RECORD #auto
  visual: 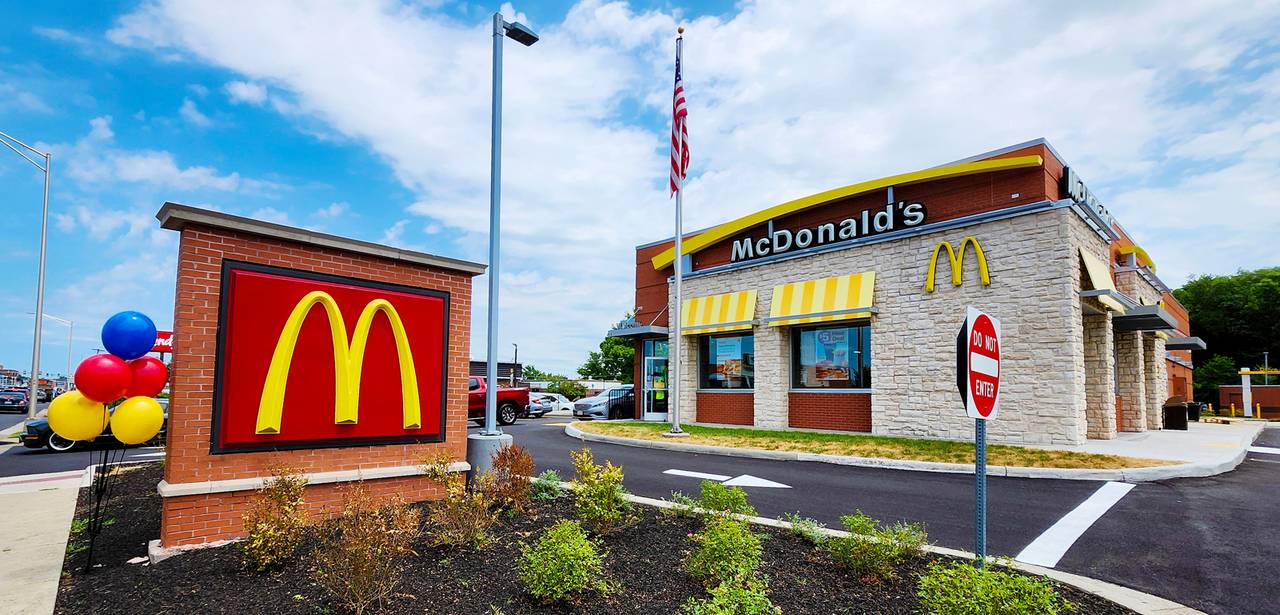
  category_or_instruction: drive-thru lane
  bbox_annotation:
[500,420,1105,557]
[497,420,1277,615]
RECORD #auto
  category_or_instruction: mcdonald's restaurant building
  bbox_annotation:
[610,139,1204,446]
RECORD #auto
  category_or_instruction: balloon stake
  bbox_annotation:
[83,439,126,574]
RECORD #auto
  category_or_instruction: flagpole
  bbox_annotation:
[668,28,687,437]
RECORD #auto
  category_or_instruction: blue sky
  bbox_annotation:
[2,1,1278,380]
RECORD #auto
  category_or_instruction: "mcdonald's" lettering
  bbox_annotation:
[255,290,421,435]
[925,236,990,292]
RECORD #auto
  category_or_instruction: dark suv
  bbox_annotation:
[0,391,26,413]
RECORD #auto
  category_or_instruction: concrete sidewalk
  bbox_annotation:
[0,454,83,615]
[1034,420,1266,463]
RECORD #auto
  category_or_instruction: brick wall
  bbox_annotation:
[161,223,475,547]
[788,393,871,432]
[695,392,754,425]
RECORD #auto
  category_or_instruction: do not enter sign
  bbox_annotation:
[956,306,1001,420]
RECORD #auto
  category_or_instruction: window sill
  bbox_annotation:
[789,388,872,394]
[696,389,755,394]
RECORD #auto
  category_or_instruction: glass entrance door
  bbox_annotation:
[643,356,669,421]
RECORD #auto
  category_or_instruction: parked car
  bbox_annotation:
[0,391,27,413]
[526,392,573,417]
[20,398,169,453]
[573,386,634,420]
[467,376,531,426]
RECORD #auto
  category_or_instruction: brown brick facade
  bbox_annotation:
[695,392,754,425]
[787,392,872,432]
[160,218,477,547]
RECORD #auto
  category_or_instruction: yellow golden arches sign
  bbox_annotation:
[925,236,990,293]
[255,290,422,435]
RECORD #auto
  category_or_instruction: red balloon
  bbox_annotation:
[126,356,168,398]
[75,354,131,403]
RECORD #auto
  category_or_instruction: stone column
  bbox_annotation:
[1083,311,1116,439]
[672,330,699,424]
[752,321,789,428]
[1115,329,1147,432]
[1144,335,1168,429]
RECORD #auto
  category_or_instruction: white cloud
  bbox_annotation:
[224,80,268,105]
[179,97,212,126]
[108,0,1280,372]
[250,207,291,224]
[316,201,348,218]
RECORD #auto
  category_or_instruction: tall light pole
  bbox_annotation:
[469,12,539,475]
[1,130,52,421]
[511,343,518,386]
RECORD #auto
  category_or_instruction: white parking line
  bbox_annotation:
[664,469,732,481]
[1248,446,1280,455]
[1015,481,1134,568]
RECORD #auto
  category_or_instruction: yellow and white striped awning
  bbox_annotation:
[1079,248,1127,314]
[767,272,876,327]
[681,290,758,335]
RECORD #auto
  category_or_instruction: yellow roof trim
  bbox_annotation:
[1117,245,1156,272]
[651,154,1045,270]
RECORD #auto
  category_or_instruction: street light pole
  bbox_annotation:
[1,130,52,421]
[41,314,74,389]
[511,343,518,386]
[468,12,539,476]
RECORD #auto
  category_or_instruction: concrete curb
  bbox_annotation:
[564,422,1260,482]
[616,491,1204,614]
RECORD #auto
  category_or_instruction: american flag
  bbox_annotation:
[669,37,689,195]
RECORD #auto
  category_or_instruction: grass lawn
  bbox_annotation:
[575,421,1174,469]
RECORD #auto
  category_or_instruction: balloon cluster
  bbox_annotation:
[48,311,167,446]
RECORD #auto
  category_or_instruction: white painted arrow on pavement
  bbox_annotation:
[722,474,791,489]
[663,469,791,488]
[664,469,731,481]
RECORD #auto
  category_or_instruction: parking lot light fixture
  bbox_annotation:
[1,129,52,421]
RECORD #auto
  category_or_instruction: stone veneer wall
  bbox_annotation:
[1115,330,1147,432]
[1082,310,1116,439]
[672,207,1091,446]
[1144,335,1168,428]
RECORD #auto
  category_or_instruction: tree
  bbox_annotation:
[546,378,587,400]
[521,364,558,382]
[1173,267,1280,402]
[578,334,635,384]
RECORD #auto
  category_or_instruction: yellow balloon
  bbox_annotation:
[48,391,109,442]
[110,396,165,445]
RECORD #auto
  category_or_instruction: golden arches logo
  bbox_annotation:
[925,236,990,293]
[255,290,421,435]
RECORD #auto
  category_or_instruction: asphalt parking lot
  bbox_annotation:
[491,418,1279,615]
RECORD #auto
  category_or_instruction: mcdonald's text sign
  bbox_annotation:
[212,261,449,452]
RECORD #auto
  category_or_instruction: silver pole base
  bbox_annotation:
[465,432,513,480]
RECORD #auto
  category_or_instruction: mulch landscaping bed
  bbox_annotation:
[56,462,1136,614]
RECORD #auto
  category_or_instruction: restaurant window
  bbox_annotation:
[699,334,754,390]
[791,322,871,389]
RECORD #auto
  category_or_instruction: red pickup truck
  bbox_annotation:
[467,376,531,426]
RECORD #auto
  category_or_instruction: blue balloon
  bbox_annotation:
[102,311,157,361]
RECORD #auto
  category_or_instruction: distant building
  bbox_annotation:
[469,360,523,385]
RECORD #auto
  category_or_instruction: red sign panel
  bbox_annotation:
[152,331,174,353]
[212,261,449,452]
[959,306,1001,420]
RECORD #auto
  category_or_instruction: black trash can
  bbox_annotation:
[1163,403,1189,430]
[1187,402,1203,422]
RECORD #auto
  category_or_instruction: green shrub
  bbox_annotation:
[422,455,497,548]
[570,448,631,534]
[698,481,756,517]
[517,520,613,603]
[666,491,702,518]
[312,486,421,615]
[779,512,827,545]
[530,470,565,502]
[684,516,763,587]
[240,469,308,571]
[918,561,1073,614]
[681,574,780,615]
[824,511,927,580]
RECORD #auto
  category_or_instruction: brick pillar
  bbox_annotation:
[1115,330,1146,432]
[1083,312,1116,439]
[1144,335,1168,429]
[752,318,788,428]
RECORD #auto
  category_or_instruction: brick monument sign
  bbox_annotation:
[155,203,484,547]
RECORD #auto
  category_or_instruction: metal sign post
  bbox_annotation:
[958,306,1001,567]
